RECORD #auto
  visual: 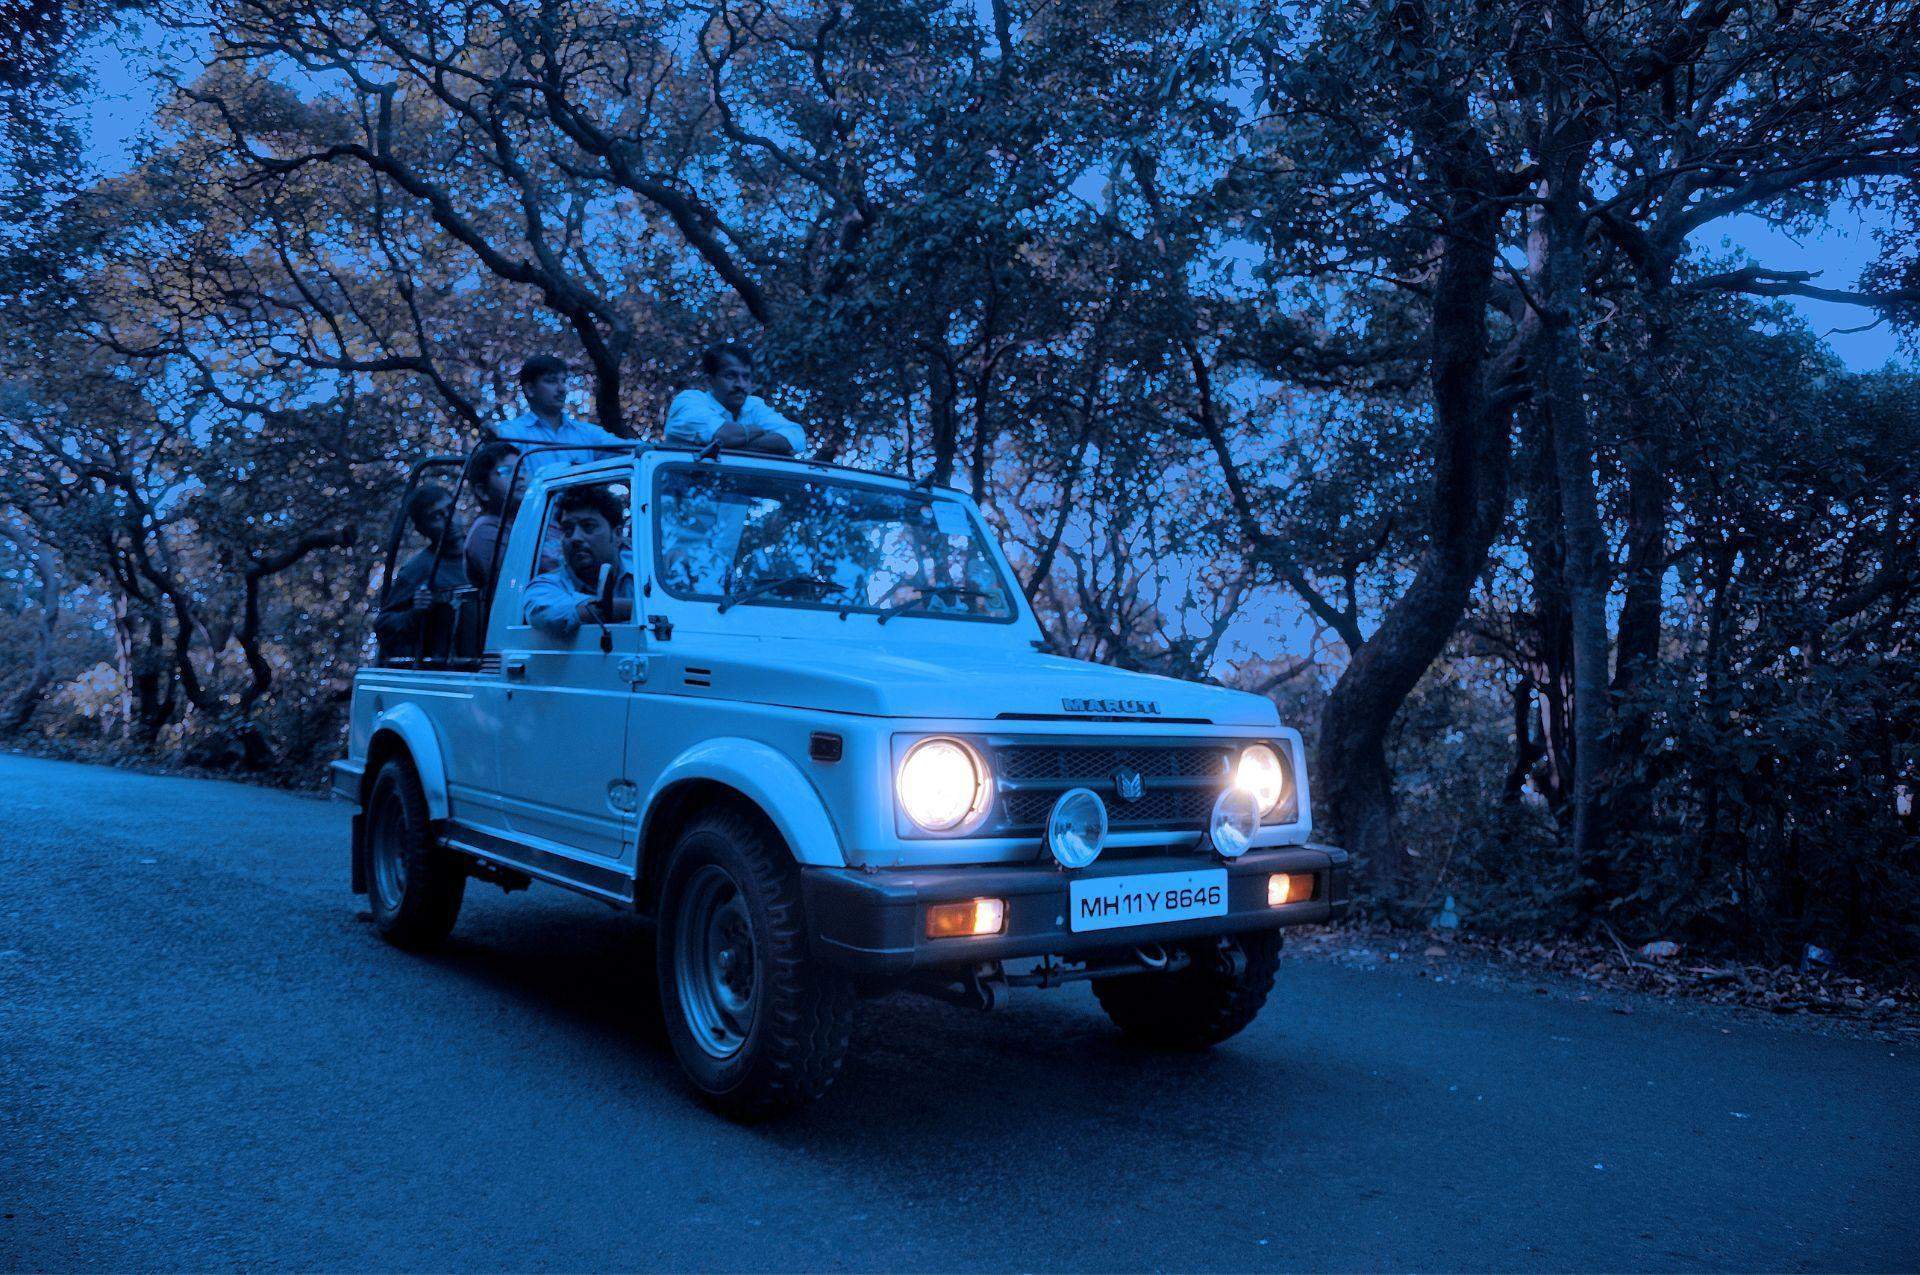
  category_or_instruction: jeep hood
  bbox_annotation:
[671,635,1280,727]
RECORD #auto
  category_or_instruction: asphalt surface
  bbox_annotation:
[2,751,1916,1272]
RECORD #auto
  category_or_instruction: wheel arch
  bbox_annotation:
[635,739,844,915]
[360,702,451,823]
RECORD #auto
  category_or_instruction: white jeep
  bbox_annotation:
[333,442,1349,1118]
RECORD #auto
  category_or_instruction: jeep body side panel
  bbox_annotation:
[438,823,634,905]
[465,461,645,891]
[342,672,503,828]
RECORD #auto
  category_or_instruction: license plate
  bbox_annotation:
[1068,869,1228,933]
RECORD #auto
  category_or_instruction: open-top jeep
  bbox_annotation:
[333,442,1349,1118]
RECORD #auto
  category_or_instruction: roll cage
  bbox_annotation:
[370,440,960,670]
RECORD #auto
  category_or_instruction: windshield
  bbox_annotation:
[654,465,1017,623]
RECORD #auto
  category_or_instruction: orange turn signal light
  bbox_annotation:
[1268,872,1313,907]
[926,898,1007,939]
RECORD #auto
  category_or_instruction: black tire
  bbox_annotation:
[364,757,466,950]
[655,808,853,1121]
[1092,930,1281,1049]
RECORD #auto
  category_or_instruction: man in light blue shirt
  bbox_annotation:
[498,355,626,473]
[664,343,806,455]
[521,484,636,637]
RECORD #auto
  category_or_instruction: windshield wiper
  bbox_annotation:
[875,583,996,624]
[716,574,842,613]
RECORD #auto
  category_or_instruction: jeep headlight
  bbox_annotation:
[896,737,992,833]
[1236,743,1288,818]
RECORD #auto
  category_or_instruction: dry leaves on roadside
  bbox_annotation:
[1286,921,1920,1034]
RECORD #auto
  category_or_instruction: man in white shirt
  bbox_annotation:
[663,343,806,455]
[521,484,635,637]
[497,355,626,472]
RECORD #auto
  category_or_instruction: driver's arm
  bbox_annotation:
[522,570,585,637]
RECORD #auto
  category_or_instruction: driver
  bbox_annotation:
[521,484,636,637]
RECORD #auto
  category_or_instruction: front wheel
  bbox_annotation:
[655,809,853,1121]
[364,757,466,950]
[1092,930,1281,1049]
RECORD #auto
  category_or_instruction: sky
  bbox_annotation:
[1713,209,1908,371]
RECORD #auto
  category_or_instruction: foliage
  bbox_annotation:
[1,0,1916,968]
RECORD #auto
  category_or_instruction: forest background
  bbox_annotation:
[3,0,1916,970]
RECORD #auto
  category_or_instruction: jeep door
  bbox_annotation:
[488,471,642,874]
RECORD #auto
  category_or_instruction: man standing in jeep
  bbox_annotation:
[663,343,806,455]
[498,355,626,472]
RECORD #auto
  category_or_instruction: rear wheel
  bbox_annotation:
[1092,930,1281,1049]
[365,757,466,950]
[656,808,853,1121]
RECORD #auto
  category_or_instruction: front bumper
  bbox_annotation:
[801,844,1349,976]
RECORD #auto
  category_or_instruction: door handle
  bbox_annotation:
[504,656,528,680]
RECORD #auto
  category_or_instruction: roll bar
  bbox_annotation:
[372,438,967,669]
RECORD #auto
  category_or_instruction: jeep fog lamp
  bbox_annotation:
[1209,788,1261,859]
[926,897,1006,939]
[1047,787,1108,869]
[1236,743,1287,818]
[896,737,991,832]
[1268,872,1312,906]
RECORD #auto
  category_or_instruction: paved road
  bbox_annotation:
[2,752,1915,1272]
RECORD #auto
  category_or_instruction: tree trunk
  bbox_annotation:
[1319,191,1507,884]
[1697,544,1738,873]
[576,319,633,437]
[1611,280,1671,692]
[121,602,174,746]
[925,343,961,486]
[1530,124,1610,893]
[0,525,59,735]
[1520,404,1576,812]
[1606,268,1676,832]
[1502,678,1544,803]
[237,526,357,715]
[1613,447,1667,694]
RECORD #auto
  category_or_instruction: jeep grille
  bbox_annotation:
[987,741,1240,836]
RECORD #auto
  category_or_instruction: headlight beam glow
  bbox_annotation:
[896,737,991,833]
[1235,743,1288,818]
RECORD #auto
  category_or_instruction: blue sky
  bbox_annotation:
[1713,209,1907,371]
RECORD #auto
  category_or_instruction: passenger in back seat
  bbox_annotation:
[374,484,470,657]
[462,440,560,590]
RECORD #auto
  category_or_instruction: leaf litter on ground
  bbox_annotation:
[1284,919,1920,1038]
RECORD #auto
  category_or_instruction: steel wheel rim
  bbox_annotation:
[673,864,757,1060]
[369,788,409,913]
